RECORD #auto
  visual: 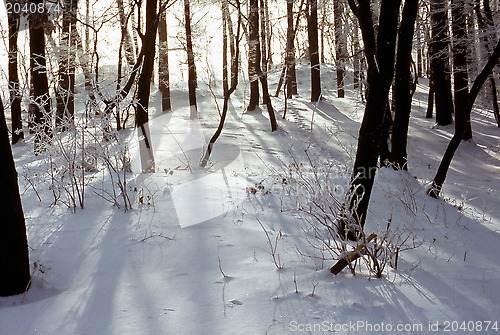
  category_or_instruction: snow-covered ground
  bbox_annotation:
[1,2,500,333]
[0,62,499,334]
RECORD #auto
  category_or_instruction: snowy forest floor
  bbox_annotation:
[1,64,500,334]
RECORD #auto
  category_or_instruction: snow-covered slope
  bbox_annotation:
[1,63,499,334]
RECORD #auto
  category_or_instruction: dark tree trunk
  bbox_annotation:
[308,0,321,102]
[56,0,77,131]
[341,0,401,239]
[136,0,158,172]
[391,0,419,170]
[353,25,361,90]
[184,0,197,119]
[334,0,345,98]
[428,39,500,198]
[491,77,500,127]
[158,9,172,112]
[0,98,31,297]
[275,0,304,98]
[379,103,393,166]
[285,0,298,98]
[426,81,435,118]
[29,6,52,154]
[429,0,454,126]
[247,0,260,111]
[8,11,23,144]
[451,0,472,141]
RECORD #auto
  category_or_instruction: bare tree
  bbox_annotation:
[476,0,500,127]
[158,5,172,112]
[450,0,472,140]
[307,0,321,102]
[7,6,23,144]
[184,0,198,119]
[429,0,454,126]
[29,2,52,154]
[246,0,278,130]
[428,39,500,198]
[56,0,78,131]
[136,0,159,172]
[340,0,402,239]
[391,0,420,170]
[200,0,242,167]
[334,0,346,98]
[247,0,261,111]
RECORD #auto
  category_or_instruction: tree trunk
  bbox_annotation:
[391,0,419,170]
[475,0,500,127]
[428,39,500,198]
[0,98,31,297]
[451,0,472,141]
[285,0,298,98]
[158,9,172,112]
[247,0,260,111]
[429,0,454,126]
[29,7,52,154]
[491,77,500,127]
[353,25,361,90]
[200,1,242,167]
[184,0,198,119]
[341,0,401,239]
[222,1,229,96]
[117,0,136,67]
[308,0,321,102]
[135,0,158,173]
[426,81,435,118]
[56,0,77,131]
[8,11,23,145]
[334,0,345,98]
[260,0,268,76]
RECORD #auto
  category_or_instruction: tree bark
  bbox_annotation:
[0,98,31,297]
[184,0,198,119]
[353,25,361,90]
[275,0,304,97]
[158,9,172,112]
[222,0,229,96]
[56,0,77,131]
[247,0,260,111]
[285,0,298,98]
[8,10,23,144]
[391,0,419,170]
[475,0,500,127]
[135,0,158,172]
[341,0,401,239]
[117,0,136,67]
[29,5,52,154]
[308,0,321,102]
[451,0,472,140]
[429,0,454,126]
[334,0,345,98]
[426,81,435,118]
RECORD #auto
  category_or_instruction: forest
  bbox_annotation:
[0,0,499,333]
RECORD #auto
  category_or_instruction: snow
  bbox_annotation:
[1,4,500,334]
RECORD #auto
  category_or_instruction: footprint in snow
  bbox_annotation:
[227,299,243,307]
